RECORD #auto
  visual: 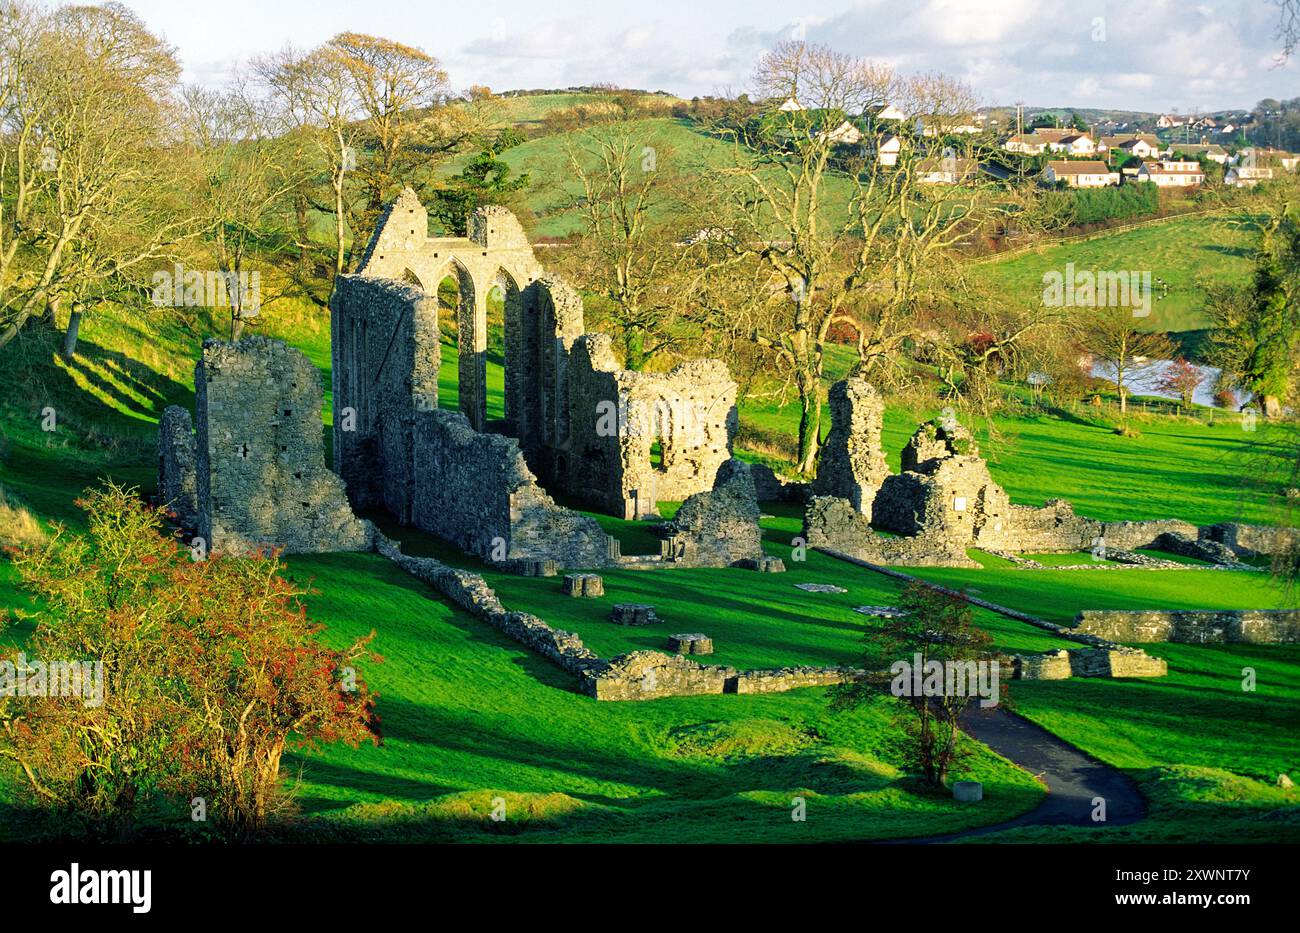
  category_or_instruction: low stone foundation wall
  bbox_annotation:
[375,533,603,676]
[1005,647,1167,679]
[733,666,863,694]
[377,532,867,700]
[1202,522,1295,557]
[1155,532,1246,567]
[803,496,977,567]
[1074,609,1300,644]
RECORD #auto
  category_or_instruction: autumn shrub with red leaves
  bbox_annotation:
[0,482,380,841]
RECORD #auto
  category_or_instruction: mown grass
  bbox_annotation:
[973,643,1300,843]
[1,189,1297,841]
[905,560,1295,626]
[0,547,1048,843]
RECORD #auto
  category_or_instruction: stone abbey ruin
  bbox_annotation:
[154,194,1295,701]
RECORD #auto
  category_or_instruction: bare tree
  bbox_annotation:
[0,1,193,353]
[325,33,450,238]
[561,125,700,370]
[255,44,362,278]
[1074,305,1174,419]
[181,81,302,339]
[1276,0,1299,61]
[702,42,1009,472]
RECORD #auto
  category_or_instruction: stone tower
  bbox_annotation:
[813,377,891,518]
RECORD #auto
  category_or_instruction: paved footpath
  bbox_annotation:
[883,707,1146,844]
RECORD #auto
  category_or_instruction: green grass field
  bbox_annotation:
[969,211,1260,333]
[1,151,1297,842]
[973,642,1300,843]
[907,554,1294,625]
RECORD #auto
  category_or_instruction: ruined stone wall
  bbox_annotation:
[803,496,977,566]
[330,275,440,517]
[194,337,370,555]
[377,532,864,700]
[410,408,611,568]
[1074,609,1300,644]
[1009,647,1167,679]
[869,419,1020,552]
[562,333,737,519]
[812,378,890,517]
[659,459,764,567]
[157,405,198,527]
[376,533,603,675]
[512,276,586,455]
[355,190,544,432]
[1202,522,1294,557]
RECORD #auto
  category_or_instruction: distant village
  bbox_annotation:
[776,96,1300,189]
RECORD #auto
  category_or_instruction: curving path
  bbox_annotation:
[884,707,1146,843]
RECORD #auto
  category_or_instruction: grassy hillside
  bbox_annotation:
[969,211,1260,333]
[1,177,1296,842]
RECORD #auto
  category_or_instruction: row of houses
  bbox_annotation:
[772,100,1295,189]
[1002,127,1229,161]
[1043,156,1295,188]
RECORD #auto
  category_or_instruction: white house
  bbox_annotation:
[873,133,902,166]
[1135,160,1206,186]
[1225,165,1275,187]
[915,156,976,184]
[870,103,906,121]
[1051,133,1097,156]
[818,120,864,145]
[1099,135,1162,159]
[778,97,804,112]
[1003,134,1047,155]
[1043,160,1119,187]
[1157,114,1184,128]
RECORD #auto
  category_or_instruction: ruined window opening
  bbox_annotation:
[650,440,665,470]
[436,274,461,347]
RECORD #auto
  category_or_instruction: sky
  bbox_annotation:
[120,0,1298,113]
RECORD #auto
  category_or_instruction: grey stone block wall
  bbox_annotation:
[410,408,611,568]
[1074,609,1300,644]
[804,495,977,566]
[194,336,371,555]
[330,274,440,517]
[659,459,764,567]
[812,378,890,517]
[562,333,737,519]
[1201,522,1294,557]
[157,405,198,527]
[333,195,744,557]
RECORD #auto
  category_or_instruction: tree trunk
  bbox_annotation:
[60,303,83,360]
[796,390,821,475]
[39,295,60,330]
[0,310,33,350]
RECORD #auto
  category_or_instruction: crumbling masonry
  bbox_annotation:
[158,337,371,555]
[331,190,740,558]
[805,375,1278,565]
[162,194,750,570]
